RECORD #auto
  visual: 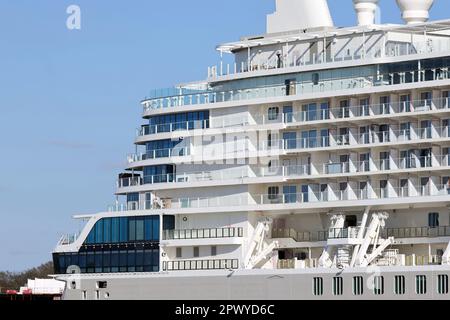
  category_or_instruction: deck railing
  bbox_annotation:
[163,227,244,240]
[163,259,239,271]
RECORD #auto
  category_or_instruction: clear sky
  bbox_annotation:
[0,0,449,272]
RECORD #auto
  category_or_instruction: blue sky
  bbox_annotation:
[0,0,448,271]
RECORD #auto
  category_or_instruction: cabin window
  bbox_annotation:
[193,247,200,258]
[333,277,343,296]
[373,276,384,295]
[268,107,279,121]
[416,275,427,295]
[211,246,217,257]
[437,275,449,294]
[394,275,406,295]
[268,186,280,200]
[313,277,323,296]
[312,73,320,85]
[176,247,182,258]
[429,212,440,228]
[352,276,363,296]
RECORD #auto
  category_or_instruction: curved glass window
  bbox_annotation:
[149,111,209,134]
[85,216,159,245]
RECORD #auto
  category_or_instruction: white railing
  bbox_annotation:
[117,155,450,188]
[109,184,450,212]
[143,67,450,111]
[208,39,450,79]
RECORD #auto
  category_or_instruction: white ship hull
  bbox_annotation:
[58,265,450,300]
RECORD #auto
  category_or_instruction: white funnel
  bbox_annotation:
[353,0,380,26]
[267,0,334,34]
[396,0,435,25]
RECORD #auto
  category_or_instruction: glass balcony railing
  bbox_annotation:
[127,147,191,163]
[163,227,244,240]
[143,67,450,111]
[58,233,79,246]
[383,226,450,238]
[138,120,210,136]
[208,39,450,79]
[327,227,362,239]
[139,97,450,136]
[109,183,450,212]
[117,155,450,190]
[272,228,328,242]
[162,259,239,271]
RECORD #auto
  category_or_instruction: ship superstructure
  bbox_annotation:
[53,0,450,300]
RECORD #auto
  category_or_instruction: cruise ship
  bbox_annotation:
[53,0,450,300]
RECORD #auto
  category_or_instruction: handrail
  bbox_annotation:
[163,227,244,240]
[143,66,450,110]
[163,259,239,271]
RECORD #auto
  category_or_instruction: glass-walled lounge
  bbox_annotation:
[53,215,176,274]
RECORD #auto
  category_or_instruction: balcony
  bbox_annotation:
[138,119,210,136]
[110,182,450,213]
[163,227,243,240]
[327,227,362,239]
[143,65,450,111]
[210,36,450,80]
[383,226,450,238]
[127,147,191,163]
[272,228,328,242]
[405,255,443,266]
[162,259,239,271]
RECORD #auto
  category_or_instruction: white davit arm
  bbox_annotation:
[250,241,280,269]
[360,237,394,267]
[244,219,274,269]
[355,213,389,267]
[350,207,371,267]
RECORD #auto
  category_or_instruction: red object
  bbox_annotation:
[22,289,33,295]
[6,290,17,295]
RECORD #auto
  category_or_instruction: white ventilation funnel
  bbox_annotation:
[396,0,435,24]
[353,0,380,26]
[267,0,334,34]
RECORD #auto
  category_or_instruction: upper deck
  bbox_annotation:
[141,20,450,113]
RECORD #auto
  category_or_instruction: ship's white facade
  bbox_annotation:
[53,0,450,300]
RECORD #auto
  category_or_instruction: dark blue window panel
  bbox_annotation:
[119,217,128,242]
[95,219,103,244]
[136,219,144,241]
[95,252,103,268]
[127,250,136,267]
[103,218,111,244]
[79,253,86,268]
[144,217,153,241]
[119,251,127,267]
[111,251,119,267]
[103,251,111,268]
[127,193,139,202]
[153,219,160,240]
[111,218,119,243]
[129,219,136,242]
[163,215,175,230]
[87,252,95,268]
